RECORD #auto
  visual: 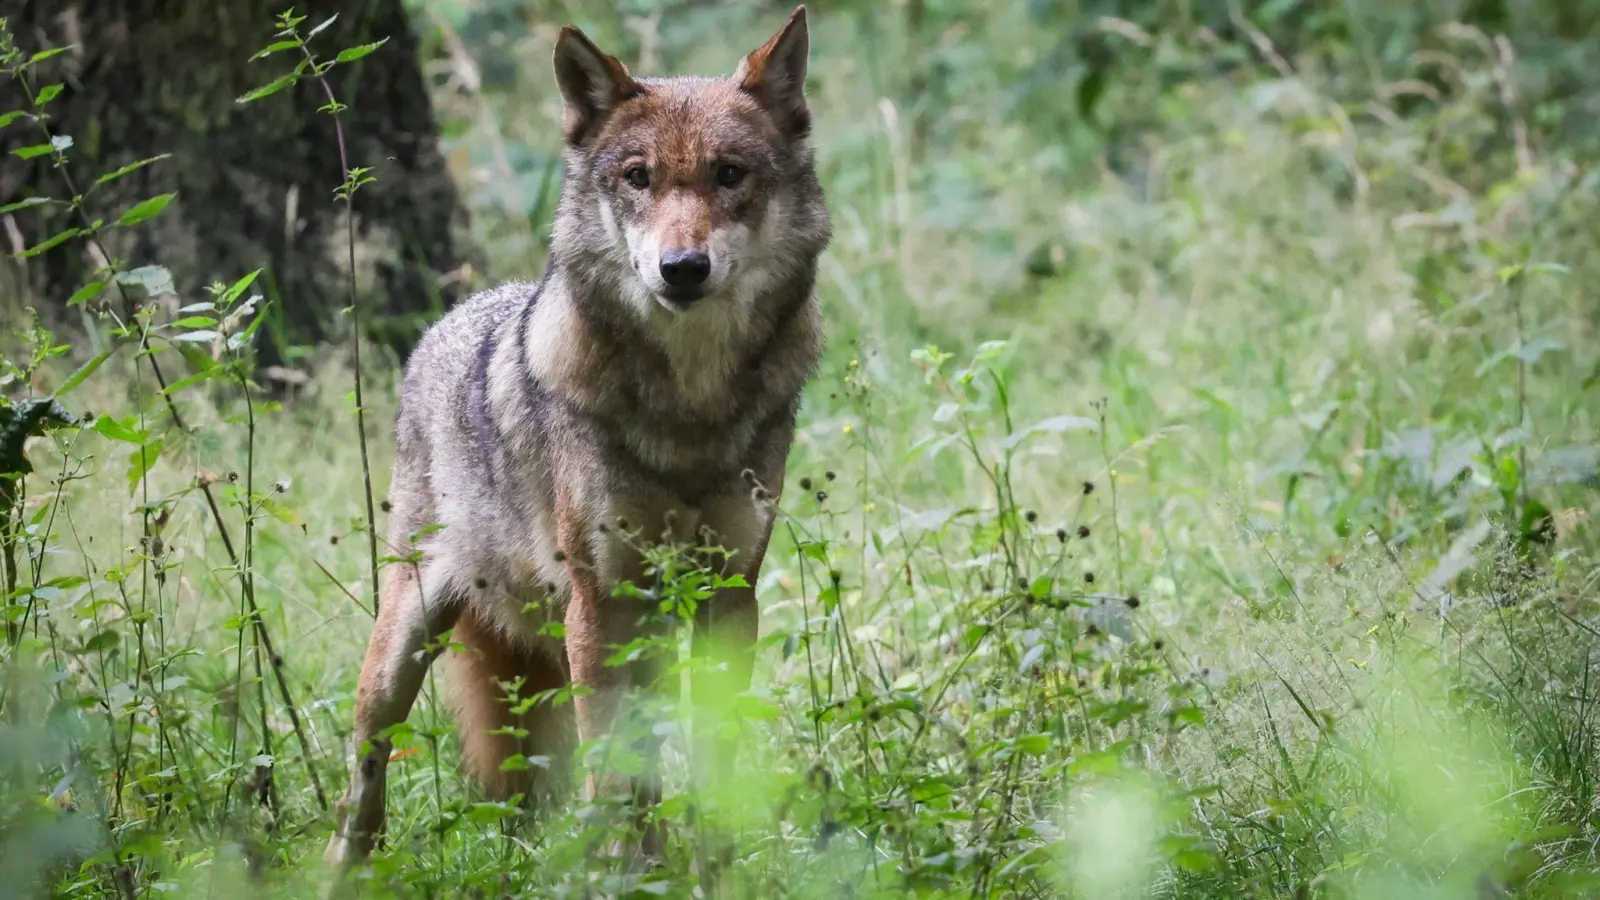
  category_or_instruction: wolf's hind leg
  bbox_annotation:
[325,563,464,868]
[447,611,575,809]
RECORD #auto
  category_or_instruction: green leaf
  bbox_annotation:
[237,73,299,105]
[336,39,388,64]
[83,631,120,654]
[250,39,303,60]
[17,227,81,258]
[0,196,53,214]
[159,365,224,396]
[127,440,164,495]
[307,15,340,39]
[92,414,146,444]
[0,110,29,129]
[68,279,107,307]
[1014,733,1051,755]
[117,193,176,228]
[93,154,172,188]
[174,330,218,344]
[1002,414,1099,450]
[12,142,58,160]
[169,316,217,329]
[54,350,113,398]
[117,265,176,300]
[30,47,71,65]
[34,83,64,107]
[219,269,262,309]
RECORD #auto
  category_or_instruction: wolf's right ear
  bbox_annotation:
[737,5,811,138]
[553,26,640,145]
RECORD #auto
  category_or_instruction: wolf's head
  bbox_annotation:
[548,6,830,327]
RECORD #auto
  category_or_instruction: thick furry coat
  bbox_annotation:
[325,6,829,867]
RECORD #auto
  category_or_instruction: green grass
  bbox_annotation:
[4,3,1600,898]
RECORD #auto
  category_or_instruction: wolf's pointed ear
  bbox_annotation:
[736,5,811,138]
[553,25,640,145]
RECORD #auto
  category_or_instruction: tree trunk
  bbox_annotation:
[0,0,474,372]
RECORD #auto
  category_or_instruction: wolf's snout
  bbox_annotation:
[659,249,712,291]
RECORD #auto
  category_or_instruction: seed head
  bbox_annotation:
[814,490,828,504]
[553,550,567,563]
[1024,509,1038,524]
[1077,525,1091,539]
[1082,480,1095,495]
[1124,594,1140,609]
[799,476,813,491]
[1153,639,1165,651]
[1056,528,1068,543]
[474,577,488,590]
[1084,572,1096,584]
[824,471,837,482]
[380,499,393,513]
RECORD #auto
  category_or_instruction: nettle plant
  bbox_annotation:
[0,9,392,894]
[612,339,1221,894]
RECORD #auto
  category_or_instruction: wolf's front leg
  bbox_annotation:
[691,487,777,791]
[559,503,672,864]
[325,563,463,869]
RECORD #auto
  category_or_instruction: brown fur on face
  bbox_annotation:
[326,5,829,873]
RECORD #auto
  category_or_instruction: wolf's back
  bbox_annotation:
[386,280,544,542]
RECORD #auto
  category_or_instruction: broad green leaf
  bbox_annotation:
[12,142,57,160]
[127,440,164,495]
[237,73,299,105]
[117,193,176,228]
[34,84,64,107]
[0,110,28,129]
[92,414,146,444]
[250,39,303,60]
[336,39,387,64]
[1002,414,1099,450]
[169,316,217,329]
[117,265,176,299]
[17,227,80,258]
[0,196,53,214]
[30,47,71,65]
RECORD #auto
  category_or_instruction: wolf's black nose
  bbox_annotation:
[659,250,711,289]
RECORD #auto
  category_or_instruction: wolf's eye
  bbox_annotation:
[623,165,650,189]
[715,164,747,188]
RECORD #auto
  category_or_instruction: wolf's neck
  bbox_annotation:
[520,270,757,421]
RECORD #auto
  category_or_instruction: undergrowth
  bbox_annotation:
[2,4,1599,899]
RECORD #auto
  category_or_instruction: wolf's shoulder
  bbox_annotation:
[397,278,544,418]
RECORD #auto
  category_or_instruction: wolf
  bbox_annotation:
[323,5,830,868]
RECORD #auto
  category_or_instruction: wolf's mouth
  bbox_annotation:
[653,287,705,311]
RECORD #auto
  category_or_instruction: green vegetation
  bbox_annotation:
[3,2,1598,897]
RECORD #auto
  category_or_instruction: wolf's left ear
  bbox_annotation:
[736,5,811,138]
[553,25,641,145]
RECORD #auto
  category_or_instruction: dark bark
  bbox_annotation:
[0,0,474,370]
